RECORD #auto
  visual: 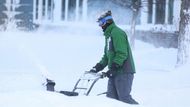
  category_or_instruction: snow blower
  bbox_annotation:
[45,71,105,96]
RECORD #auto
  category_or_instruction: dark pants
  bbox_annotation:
[106,73,134,103]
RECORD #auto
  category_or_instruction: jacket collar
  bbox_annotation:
[103,23,116,38]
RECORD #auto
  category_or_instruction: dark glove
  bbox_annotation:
[105,69,115,78]
[89,63,104,73]
[106,62,120,78]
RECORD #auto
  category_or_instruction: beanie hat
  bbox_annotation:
[97,10,113,26]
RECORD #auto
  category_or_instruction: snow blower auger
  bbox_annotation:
[45,71,106,96]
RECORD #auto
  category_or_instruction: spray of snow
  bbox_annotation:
[17,36,54,81]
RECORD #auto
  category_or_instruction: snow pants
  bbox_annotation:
[106,73,134,103]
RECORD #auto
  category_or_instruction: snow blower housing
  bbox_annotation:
[46,79,55,91]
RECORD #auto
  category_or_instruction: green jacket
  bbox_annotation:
[99,23,136,74]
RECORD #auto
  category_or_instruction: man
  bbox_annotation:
[90,10,139,105]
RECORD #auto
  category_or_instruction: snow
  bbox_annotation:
[0,25,190,107]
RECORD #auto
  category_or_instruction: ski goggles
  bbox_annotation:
[98,16,112,26]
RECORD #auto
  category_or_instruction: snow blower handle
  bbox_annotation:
[84,71,107,79]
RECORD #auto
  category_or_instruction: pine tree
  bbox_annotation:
[3,0,18,31]
[176,0,190,66]
[15,0,35,30]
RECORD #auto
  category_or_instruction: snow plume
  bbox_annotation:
[0,31,54,80]
[17,37,54,80]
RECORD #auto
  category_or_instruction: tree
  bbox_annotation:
[130,0,141,49]
[15,0,37,30]
[4,0,19,31]
[111,0,141,49]
[0,0,7,31]
[176,0,190,66]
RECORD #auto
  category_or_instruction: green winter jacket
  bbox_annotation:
[99,23,136,74]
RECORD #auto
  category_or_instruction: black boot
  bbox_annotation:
[126,98,139,105]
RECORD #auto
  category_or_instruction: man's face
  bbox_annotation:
[97,16,112,30]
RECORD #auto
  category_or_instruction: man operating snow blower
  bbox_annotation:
[89,10,139,105]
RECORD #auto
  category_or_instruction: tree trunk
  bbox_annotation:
[176,0,190,67]
[130,0,141,50]
[130,10,138,49]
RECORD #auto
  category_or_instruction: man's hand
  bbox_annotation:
[106,62,120,78]
[89,68,97,73]
[89,63,104,73]
[105,69,115,78]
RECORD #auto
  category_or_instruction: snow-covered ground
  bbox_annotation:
[0,25,190,107]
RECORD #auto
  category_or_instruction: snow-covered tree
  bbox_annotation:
[4,0,20,31]
[15,0,35,30]
[176,0,190,66]
[0,0,7,30]
[130,0,141,49]
[111,0,141,49]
